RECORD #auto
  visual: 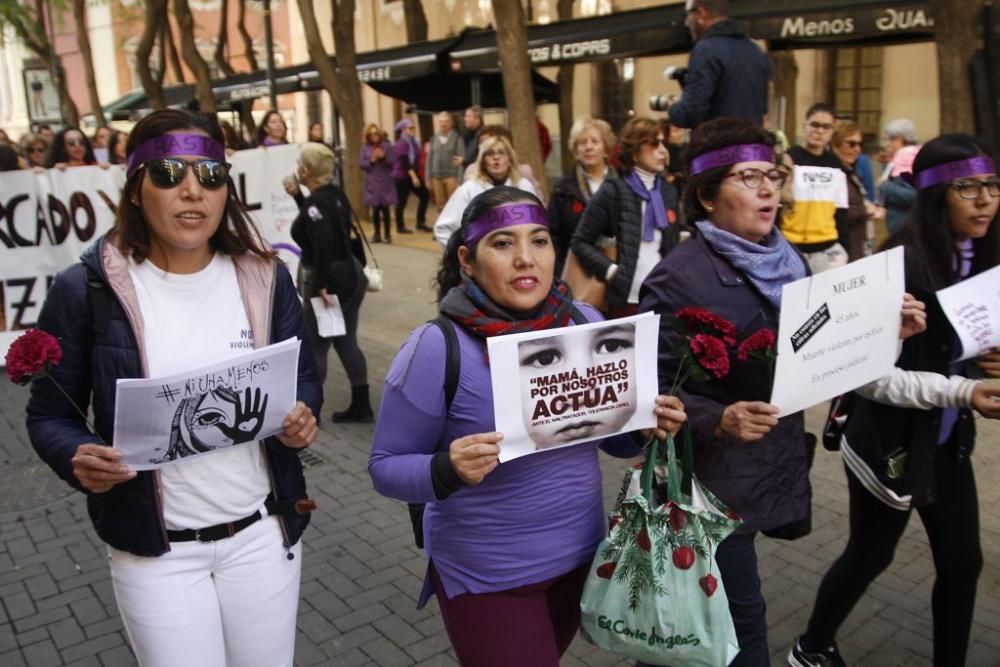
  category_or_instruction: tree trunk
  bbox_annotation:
[165,15,186,83]
[31,0,79,126]
[931,0,981,134]
[556,0,574,174]
[71,0,106,126]
[237,0,260,71]
[173,0,217,112]
[137,0,167,108]
[296,0,365,218]
[402,0,433,140]
[768,50,798,141]
[491,0,548,198]
[214,0,237,76]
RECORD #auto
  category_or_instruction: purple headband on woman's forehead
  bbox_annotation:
[914,156,997,190]
[463,203,549,247]
[126,133,226,176]
[690,143,774,176]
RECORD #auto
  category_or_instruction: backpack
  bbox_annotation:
[407,306,589,548]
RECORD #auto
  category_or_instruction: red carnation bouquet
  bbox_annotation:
[5,329,104,442]
[664,307,737,393]
[737,327,778,386]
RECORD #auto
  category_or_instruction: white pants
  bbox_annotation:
[802,242,849,274]
[109,516,302,667]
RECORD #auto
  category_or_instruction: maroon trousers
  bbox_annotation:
[430,562,590,666]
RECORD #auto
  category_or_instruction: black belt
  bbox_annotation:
[167,510,263,543]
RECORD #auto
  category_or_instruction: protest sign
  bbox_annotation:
[1,145,302,363]
[112,338,300,470]
[770,247,904,417]
[487,312,659,462]
[936,264,1000,361]
[311,295,347,337]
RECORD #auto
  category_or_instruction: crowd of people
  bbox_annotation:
[9,70,1000,667]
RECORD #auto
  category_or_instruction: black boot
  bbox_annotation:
[332,385,374,423]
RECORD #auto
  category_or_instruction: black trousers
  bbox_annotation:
[394,177,429,229]
[804,441,982,665]
[371,206,391,240]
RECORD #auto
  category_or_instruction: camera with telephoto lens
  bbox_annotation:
[649,66,689,111]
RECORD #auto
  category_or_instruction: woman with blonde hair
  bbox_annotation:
[288,142,374,421]
[548,116,617,273]
[433,134,538,248]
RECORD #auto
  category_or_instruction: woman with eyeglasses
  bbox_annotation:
[45,127,97,169]
[432,134,539,248]
[831,120,876,261]
[570,116,680,318]
[19,133,49,168]
[26,109,321,665]
[789,134,1000,667]
[638,117,809,666]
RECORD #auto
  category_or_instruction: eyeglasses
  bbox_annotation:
[950,178,1000,200]
[29,146,46,153]
[840,140,863,149]
[723,168,787,189]
[808,121,834,131]
[140,157,231,190]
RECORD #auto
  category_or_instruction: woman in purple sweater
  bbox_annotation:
[368,186,686,666]
[360,123,397,243]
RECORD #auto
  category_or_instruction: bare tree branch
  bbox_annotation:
[237,0,259,71]
[137,0,168,108]
[556,0,574,174]
[173,0,217,111]
[214,0,236,76]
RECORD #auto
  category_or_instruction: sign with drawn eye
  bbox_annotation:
[112,339,300,469]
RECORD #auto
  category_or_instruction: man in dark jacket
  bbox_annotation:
[667,0,771,128]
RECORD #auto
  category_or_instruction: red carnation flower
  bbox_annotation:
[571,200,585,215]
[690,334,730,379]
[737,328,777,362]
[5,329,62,385]
[675,307,737,346]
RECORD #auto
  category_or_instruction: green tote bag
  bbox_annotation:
[580,434,742,666]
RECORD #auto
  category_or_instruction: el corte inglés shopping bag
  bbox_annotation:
[580,434,742,666]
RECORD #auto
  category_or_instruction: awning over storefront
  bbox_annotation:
[366,69,561,110]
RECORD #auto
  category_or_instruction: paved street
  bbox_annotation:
[2,234,1000,666]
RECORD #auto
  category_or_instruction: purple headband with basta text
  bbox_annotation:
[126,133,227,176]
[463,203,549,247]
[914,156,997,190]
[689,143,774,176]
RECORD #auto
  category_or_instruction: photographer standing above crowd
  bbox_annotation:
[664,0,771,129]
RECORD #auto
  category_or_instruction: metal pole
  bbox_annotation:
[263,0,278,109]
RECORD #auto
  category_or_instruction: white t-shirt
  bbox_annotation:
[128,253,270,530]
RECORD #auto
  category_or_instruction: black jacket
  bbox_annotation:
[639,231,811,533]
[570,175,680,311]
[291,183,361,300]
[548,166,616,275]
[667,19,771,128]
[25,236,322,556]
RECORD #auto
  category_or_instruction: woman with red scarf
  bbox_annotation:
[368,186,686,666]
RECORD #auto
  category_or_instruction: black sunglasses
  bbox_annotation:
[141,157,231,190]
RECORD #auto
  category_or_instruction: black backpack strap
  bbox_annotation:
[568,304,589,325]
[84,266,111,338]
[429,315,460,410]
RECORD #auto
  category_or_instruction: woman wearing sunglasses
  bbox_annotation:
[45,127,97,169]
[789,135,1000,667]
[570,116,680,317]
[26,109,322,666]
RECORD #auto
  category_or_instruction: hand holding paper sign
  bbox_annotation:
[971,383,1000,418]
[71,444,136,494]
[643,395,687,441]
[977,347,1000,379]
[277,401,319,449]
[899,293,928,340]
[449,432,503,485]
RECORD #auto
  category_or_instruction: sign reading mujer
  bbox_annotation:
[0,143,303,362]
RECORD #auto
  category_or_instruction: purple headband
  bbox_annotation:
[914,156,996,190]
[690,143,774,176]
[463,203,548,247]
[126,133,227,176]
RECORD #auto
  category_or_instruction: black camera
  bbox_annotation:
[649,66,689,111]
[649,95,672,112]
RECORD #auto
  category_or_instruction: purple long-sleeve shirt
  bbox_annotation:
[369,305,641,607]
